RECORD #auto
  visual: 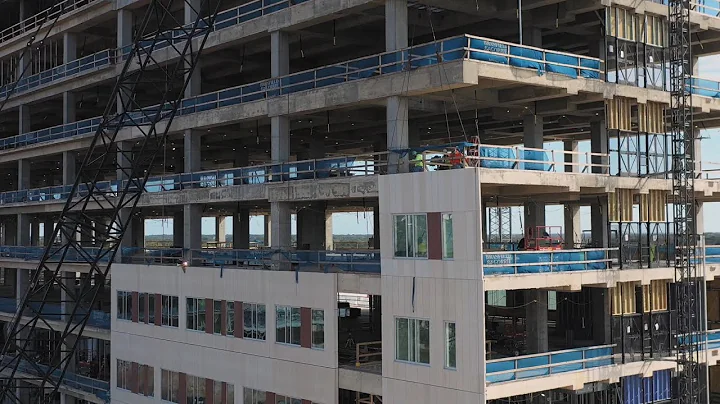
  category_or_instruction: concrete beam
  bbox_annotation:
[498,87,569,104]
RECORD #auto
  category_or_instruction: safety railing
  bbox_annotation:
[0,297,110,329]
[421,144,610,174]
[482,248,616,275]
[0,356,110,400]
[0,34,602,152]
[0,0,99,45]
[355,341,382,368]
[0,49,117,99]
[0,142,615,207]
[120,247,382,273]
[698,161,720,179]
[691,0,720,17]
[700,245,720,264]
[485,345,614,384]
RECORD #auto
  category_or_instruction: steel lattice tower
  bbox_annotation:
[669,0,702,403]
[0,1,222,402]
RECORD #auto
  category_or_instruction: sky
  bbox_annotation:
[145,55,720,236]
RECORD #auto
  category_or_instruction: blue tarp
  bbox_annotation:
[509,46,544,74]
[469,38,509,64]
[479,147,515,168]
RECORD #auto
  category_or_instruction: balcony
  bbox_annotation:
[0,297,110,329]
[0,0,101,46]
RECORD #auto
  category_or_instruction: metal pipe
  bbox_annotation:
[518,0,523,44]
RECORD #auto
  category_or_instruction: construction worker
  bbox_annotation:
[449,147,464,169]
[410,151,424,172]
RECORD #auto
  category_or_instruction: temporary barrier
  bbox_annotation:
[482,248,612,275]
[622,370,672,404]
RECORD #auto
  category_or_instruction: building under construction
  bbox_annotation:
[0,0,718,402]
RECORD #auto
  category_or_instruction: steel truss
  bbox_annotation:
[669,0,703,403]
[0,0,222,402]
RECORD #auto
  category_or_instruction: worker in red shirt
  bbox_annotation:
[449,147,464,169]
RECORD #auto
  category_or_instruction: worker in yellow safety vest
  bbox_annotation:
[410,151,424,172]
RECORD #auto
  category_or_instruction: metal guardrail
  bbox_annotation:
[0,297,110,329]
[485,344,615,384]
[0,0,99,45]
[0,143,612,206]
[0,34,602,151]
[0,245,109,262]
[0,356,109,401]
[0,49,116,99]
[119,247,383,273]
[355,341,382,368]
[483,248,616,275]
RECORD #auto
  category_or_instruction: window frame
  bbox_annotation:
[162,295,179,328]
[395,317,430,365]
[213,300,222,335]
[275,305,301,346]
[393,213,428,259]
[444,321,456,370]
[116,291,132,321]
[311,309,325,350]
[138,293,146,323]
[186,374,206,404]
[161,369,179,403]
[186,297,206,332]
[244,302,267,341]
[243,387,267,404]
[226,301,235,336]
[116,359,131,391]
[441,213,454,259]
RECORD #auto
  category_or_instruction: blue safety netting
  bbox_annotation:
[509,46,545,74]
[479,147,515,168]
[520,150,550,171]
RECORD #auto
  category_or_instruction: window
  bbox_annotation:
[395,317,430,365]
[139,293,146,323]
[276,305,301,345]
[227,384,235,404]
[442,213,453,259]
[214,300,222,334]
[244,387,267,404]
[117,291,132,321]
[161,369,179,403]
[148,293,155,324]
[116,359,131,390]
[187,298,206,332]
[227,301,235,335]
[186,374,206,404]
[487,290,506,306]
[311,309,324,349]
[244,303,266,340]
[393,214,428,258]
[162,295,179,327]
[275,395,302,404]
[138,364,154,397]
[445,322,456,369]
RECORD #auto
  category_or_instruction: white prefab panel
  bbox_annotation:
[111,264,339,403]
[111,333,337,404]
[378,170,485,403]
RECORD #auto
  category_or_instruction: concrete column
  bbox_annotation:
[385,0,408,51]
[132,215,144,248]
[116,142,132,181]
[118,210,138,252]
[373,206,380,249]
[44,219,54,246]
[325,212,333,251]
[270,203,291,250]
[591,199,609,248]
[523,114,543,149]
[30,220,39,246]
[216,216,227,245]
[590,119,608,174]
[523,113,544,243]
[184,205,202,251]
[17,159,30,190]
[63,151,76,185]
[17,214,30,246]
[270,31,289,78]
[233,209,250,249]
[297,203,327,250]
[387,97,409,173]
[63,91,76,124]
[184,130,201,172]
[63,33,77,63]
[18,104,30,134]
[173,212,184,248]
[525,289,548,354]
[564,140,579,173]
[591,288,611,345]
[16,268,28,299]
[564,204,581,248]
[117,10,133,113]
[60,271,76,322]
[184,0,201,98]
[522,26,542,47]
[263,215,271,247]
